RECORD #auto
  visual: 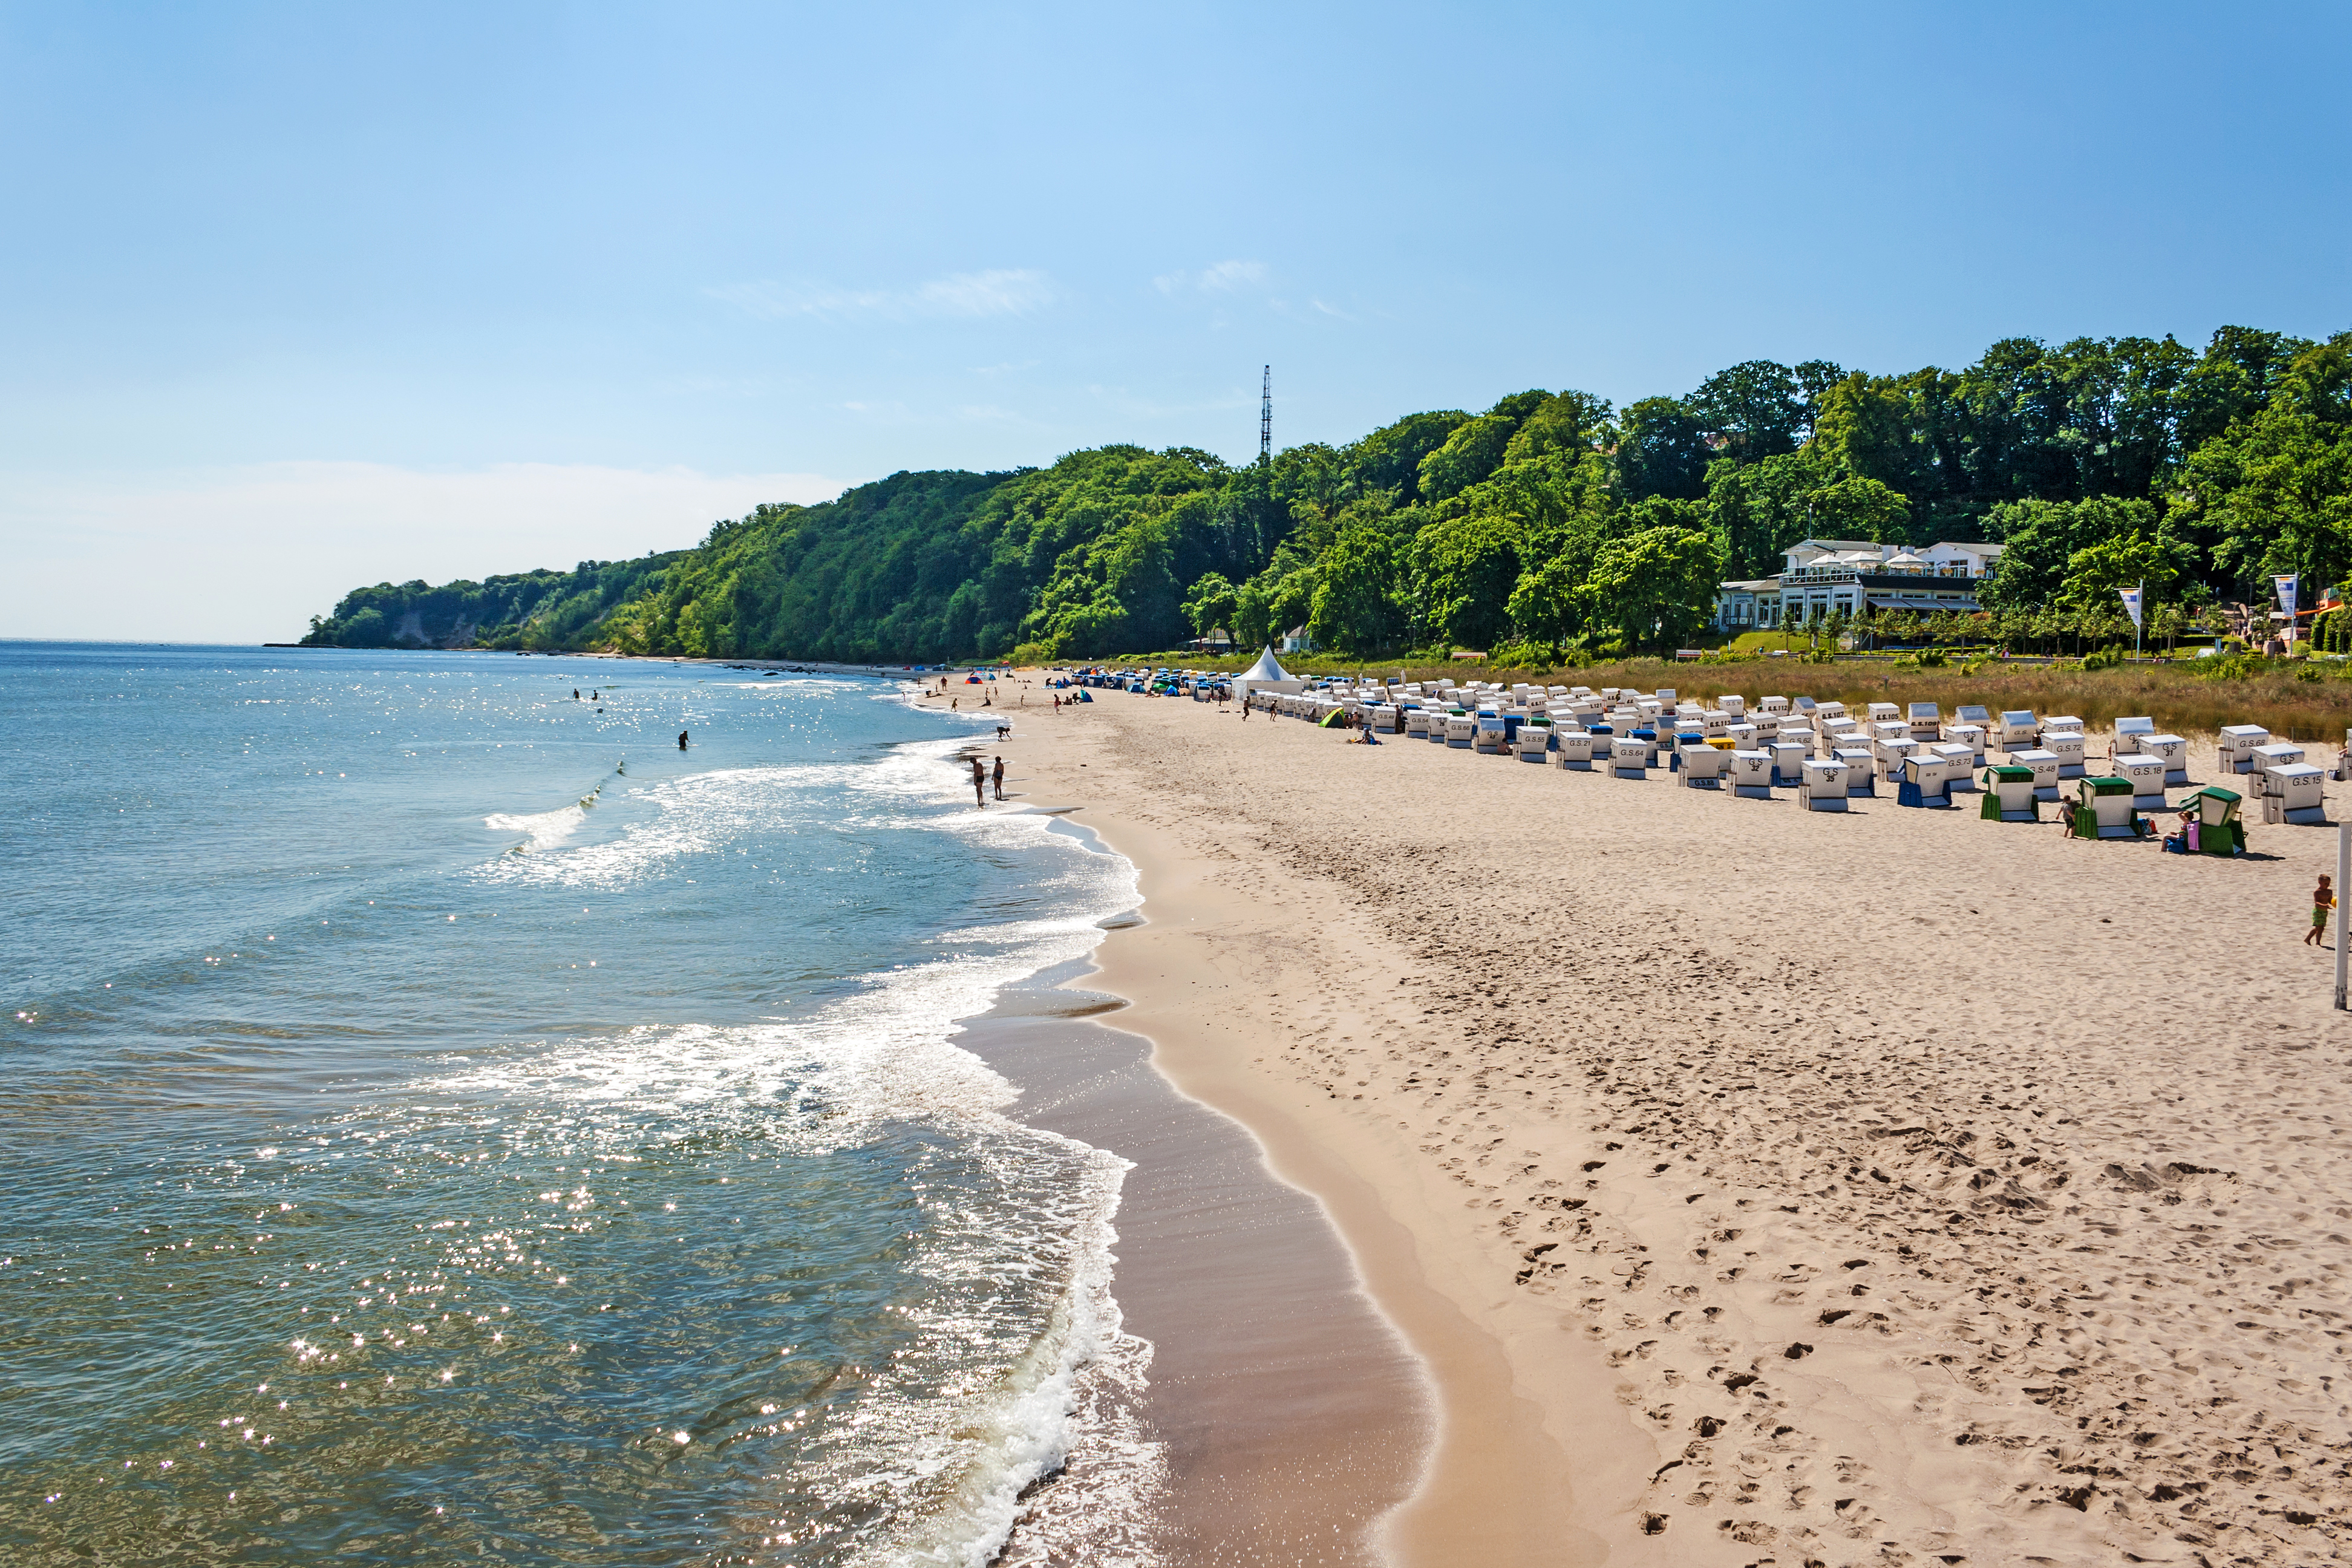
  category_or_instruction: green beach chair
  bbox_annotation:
[1979,765,2039,822]
[2188,786,2247,855]
[2070,776,2147,840]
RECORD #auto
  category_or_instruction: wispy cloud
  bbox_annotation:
[708,269,1056,322]
[1154,259,1270,295]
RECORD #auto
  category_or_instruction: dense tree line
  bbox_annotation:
[302,325,2352,662]
[302,555,684,650]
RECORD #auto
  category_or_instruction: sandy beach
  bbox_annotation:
[929,675,2352,1566]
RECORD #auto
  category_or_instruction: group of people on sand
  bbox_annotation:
[969,755,1004,806]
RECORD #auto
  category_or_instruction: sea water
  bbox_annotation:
[0,644,1157,1567]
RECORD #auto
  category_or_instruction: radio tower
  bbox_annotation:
[1258,365,1272,469]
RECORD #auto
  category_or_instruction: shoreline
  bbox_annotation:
[1035,786,1604,1565]
[933,681,1612,1565]
[939,674,2352,1566]
[918,701,1433,1564]
[955,942,1427,1565]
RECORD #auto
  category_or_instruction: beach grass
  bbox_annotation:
[1109,651,2352,742]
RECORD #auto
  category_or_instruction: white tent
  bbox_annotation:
[1233,647,1302,702]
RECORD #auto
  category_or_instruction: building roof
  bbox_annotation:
[1717,579,1783,593]
[1788,538,1884,553]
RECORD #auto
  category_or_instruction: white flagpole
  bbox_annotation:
[2337,820,2349,1010]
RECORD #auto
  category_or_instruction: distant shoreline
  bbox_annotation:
[256,643,967,680]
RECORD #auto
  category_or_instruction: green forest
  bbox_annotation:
[302,325,2352,664]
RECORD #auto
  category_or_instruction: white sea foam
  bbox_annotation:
[482,802,589,853]
[453,724,1161,1566]
[890,1143,1163,1568]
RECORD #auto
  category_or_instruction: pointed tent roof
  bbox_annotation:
[1240,647,1289,682]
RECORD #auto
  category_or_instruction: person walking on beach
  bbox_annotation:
[991,756,1005,800]
[2308,874,2336,946]
[970,757,987,807]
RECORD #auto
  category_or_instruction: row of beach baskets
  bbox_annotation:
[1249,681,2320,855]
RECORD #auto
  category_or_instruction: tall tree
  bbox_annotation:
[2179,334,2352,602]
[1615,396,1713,500]
[1579,519,1722,653]
[1412,513,1524,650]
[1693,360,1809,463]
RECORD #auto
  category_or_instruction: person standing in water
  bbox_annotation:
[991,756,1005,800]
[678,730,688,750]
[970,757,987,807]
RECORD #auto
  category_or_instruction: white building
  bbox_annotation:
[1713,579,1783,630]
[1715,538,2005,632]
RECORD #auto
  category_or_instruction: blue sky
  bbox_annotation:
[3,1,2347,640]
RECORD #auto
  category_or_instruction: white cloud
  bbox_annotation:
[707,268,1056,322]
[911,270,1055,316]
[1154,259,1270,295]
[0,461,851,644]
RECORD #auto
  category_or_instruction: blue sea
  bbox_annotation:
[0,643,1158,1567]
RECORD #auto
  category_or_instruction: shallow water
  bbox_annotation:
[0,645,1153,1567]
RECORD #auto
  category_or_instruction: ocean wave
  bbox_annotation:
[452,727,1158,1565]
[482,802,589,852]
[483,765,622,854]
[891,1144,1163,1568]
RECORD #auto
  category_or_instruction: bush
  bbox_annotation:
[2081,648,2124,671]
[2195,653,2272,682]
[1488,638,1561,670]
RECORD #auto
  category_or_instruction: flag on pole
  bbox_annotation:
[2275,574,2301,641]
[2118,586,2143,629]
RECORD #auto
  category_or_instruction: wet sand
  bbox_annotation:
[961,938,1429,1566]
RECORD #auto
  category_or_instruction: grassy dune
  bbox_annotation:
[1112,653,2352,743]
